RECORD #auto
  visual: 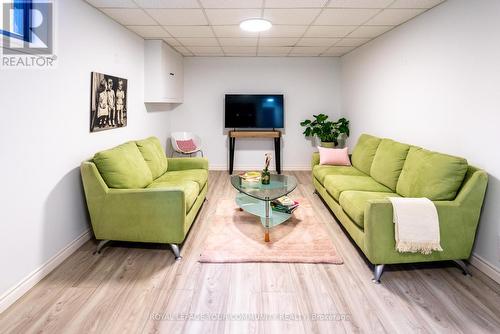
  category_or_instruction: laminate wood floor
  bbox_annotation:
[1,171,499,334]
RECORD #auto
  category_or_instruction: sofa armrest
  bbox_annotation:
[312,152,320,169]
[94,188,187,243]
[167,157,208,171]
[364,168,488,264]
[364,200,468,264]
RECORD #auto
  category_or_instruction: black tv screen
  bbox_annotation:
[225,94,284,128]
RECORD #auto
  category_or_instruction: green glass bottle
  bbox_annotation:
[261,169,270,185]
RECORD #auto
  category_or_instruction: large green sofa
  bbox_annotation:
[81,136,208,260]
[312,134,488,282]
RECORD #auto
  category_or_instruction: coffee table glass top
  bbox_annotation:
[230,174,297,201]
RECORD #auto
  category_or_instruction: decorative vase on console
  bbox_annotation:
[261,153,271,185]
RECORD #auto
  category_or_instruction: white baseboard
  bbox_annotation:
[469,254,500,284]
[209,165,311,171]
[0,229,92,314]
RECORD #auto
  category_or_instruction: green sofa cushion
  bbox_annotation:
[136,137,168,179]
[324,175,391,201]
[147,180,199,211]
[93,142,153,189]
[396,147,468,200]
[313,165,365,184]
[351,134,382,175]
[154,169,208,190]
[370,139,410,190]
[339,191,401,229]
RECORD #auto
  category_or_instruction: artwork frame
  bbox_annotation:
[90,72,128,132]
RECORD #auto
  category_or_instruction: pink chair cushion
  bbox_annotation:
[176,139,197,152]
[317,146,351,166]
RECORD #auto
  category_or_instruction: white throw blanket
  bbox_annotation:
[388,197,443,255]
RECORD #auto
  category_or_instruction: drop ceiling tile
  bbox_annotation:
[188,46,224,56]
[174,46,194,55]
[213,25,259,37]
[265,0,328,8]
[163,37,182,46]
[86,0,137,8]
[263,9,321,25]
[305,25,356,37]
[347,25,392,37]
[146,9,208,25]
[335,37,370,46]
[177,37,220,46]
[390,0,445,9]
[222,46,257,54]
[101,9,157,25]
[164,26,215,37]
[327,0,392,8]
[259,37,299,47]
[322,46,355,55]
[205,9,262,25]
[296,37,339,46]
[201,0,263,8]
[315,9,379,25]
[134,0,200,8]
[127,25,170,38]
[259,25,308,37]
[218,37,258,46]
[258,46,292,55]
[366,8,424,25]
[290,46,329,55]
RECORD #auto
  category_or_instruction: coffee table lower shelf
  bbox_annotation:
[235,192,292,242]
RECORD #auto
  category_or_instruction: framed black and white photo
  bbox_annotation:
[90,72,128,132]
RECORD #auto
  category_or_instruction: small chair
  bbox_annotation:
[171,132,204,157]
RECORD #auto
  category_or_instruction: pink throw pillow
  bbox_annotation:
[176,139,197,152]
[318,146,351,166]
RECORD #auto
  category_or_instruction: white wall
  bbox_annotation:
[341,0,500,273]
[0,0,170,308]
[170,57,341,170]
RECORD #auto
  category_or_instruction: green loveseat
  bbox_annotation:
[312,134,488,282]
[81,136,208,260]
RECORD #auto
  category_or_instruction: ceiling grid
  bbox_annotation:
[87,0,445,57]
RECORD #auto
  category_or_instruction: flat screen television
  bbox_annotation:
[224,94,284,128]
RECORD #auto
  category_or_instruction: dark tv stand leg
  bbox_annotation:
[229,137,235,174]
[274,137,281,174]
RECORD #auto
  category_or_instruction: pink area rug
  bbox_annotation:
[199,198,343,264]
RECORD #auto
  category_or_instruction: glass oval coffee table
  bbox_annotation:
[230,174,297,242]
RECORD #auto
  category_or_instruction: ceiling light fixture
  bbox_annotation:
[240,18,272,32]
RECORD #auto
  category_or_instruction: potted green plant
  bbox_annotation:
[300,114,350,148]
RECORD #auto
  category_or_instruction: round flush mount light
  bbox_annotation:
[240,18,272,32]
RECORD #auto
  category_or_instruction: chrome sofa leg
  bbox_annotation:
[169,243,182,261]
[453,260,471,277]
[94,240,111,254]
[372,264,385,284]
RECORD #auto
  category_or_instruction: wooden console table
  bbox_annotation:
[228,130,281,175]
